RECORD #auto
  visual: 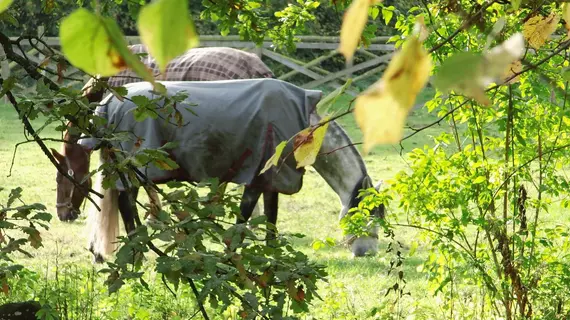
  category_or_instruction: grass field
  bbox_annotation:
[0,87,464,319]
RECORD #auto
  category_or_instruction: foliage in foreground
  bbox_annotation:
[339,1,570,319]
[5,0,570,319]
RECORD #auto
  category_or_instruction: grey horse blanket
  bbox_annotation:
[82,79,322,194]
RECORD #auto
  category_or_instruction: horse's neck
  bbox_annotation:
[311,116,368,210]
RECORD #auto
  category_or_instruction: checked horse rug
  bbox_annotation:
[82,78,323,194]
[82,45,274,103]
[107,45,275,86]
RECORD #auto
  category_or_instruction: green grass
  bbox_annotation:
[0,87,460,319]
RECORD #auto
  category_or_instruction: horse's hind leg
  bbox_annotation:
[263,191,278,244]
[237,187,262,224]
[118,188,139,235]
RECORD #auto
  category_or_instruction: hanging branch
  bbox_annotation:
[1,79,103,210]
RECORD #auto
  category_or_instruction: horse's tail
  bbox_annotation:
[87,168,120,261]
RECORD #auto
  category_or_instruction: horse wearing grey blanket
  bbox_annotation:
[81,78,384,260]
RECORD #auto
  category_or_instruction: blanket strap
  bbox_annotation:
[221,149,253,182]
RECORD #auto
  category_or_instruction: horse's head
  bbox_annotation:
[51,143,92,222]
[344,176,386,257]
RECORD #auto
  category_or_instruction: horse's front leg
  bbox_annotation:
[237,186,262,224]
[118,188,139,235]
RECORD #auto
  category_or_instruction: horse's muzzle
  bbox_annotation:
[56,207,80,222]
[351,236,379,258]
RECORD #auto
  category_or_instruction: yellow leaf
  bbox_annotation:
[355,91,408,149]
[155,159,178,170]
[355,34,431,152]
[260,141,287,174]
[293,118,330,168]
[502,60,522,84]
[338,0,381,62]
[523,13,560,50]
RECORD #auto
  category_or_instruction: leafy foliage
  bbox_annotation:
[0,188,51,296]
[6,0,570,318]
[100,179,327,318]
[343,1,570,318]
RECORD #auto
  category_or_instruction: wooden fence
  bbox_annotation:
[1,32,395,97]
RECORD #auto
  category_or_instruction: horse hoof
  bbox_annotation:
[92,253,105,264]
[89,244,105,263]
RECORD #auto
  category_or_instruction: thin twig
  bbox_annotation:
[429,0,498,54]
[400,100,469,142]
[8,138,68,177]
[318,142,362,156]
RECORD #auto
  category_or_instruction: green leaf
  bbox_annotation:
[473,176,486,184]
[0,0,13,14]
[132,95,150,107]
[312,240,325,251]
[60,8,154,83]
[0,11,18,27]
[369,7,379,20]
[260,141,287,174]
[137,0,199,73]
[7,187,22,207]
[409,241,418,256]
[306,1,320,9]
[434,276,453,295]
[31,212,52,222]
[134,108,152,122]
[562,68,570,82]
[160,142,179,150]
[103,15,155,84]
[248,1,261,9]
[382,7,393,25]
[249,215,267,225]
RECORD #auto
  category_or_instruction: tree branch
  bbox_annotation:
[1,79,103,209]
[429,0,498,54]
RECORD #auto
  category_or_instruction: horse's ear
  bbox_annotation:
[374,180,384,191]
[50,148,65,164]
